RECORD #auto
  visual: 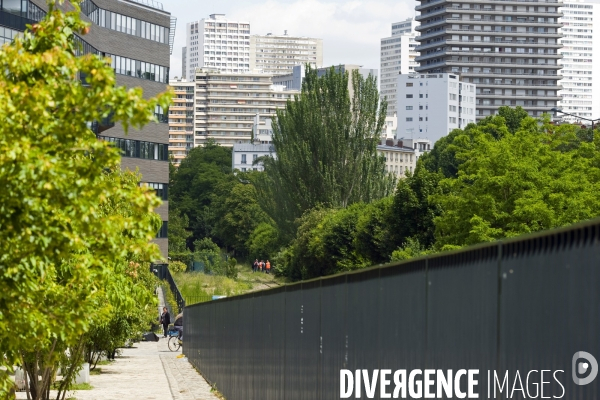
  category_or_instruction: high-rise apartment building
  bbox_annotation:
[181,46,187,79]
[397,73,476,144]
[169,78,195,166]
[414,0,563,119]
[250,32,323,75]
[380,18,419,116]
[1,0,174,258]
[192,69,298,147]
[184,14,251,80]
[558,0,600,122]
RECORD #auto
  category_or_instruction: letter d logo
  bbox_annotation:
[572,351,598,385]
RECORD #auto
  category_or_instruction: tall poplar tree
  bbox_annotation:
[258,66,394,239]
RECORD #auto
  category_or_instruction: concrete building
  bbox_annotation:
[383,113,398,139]
[401,137,432,160]
[192,68,298,147]
[250,31,323,75]
[1,0,175,258]
[380,18,419,116]
[396,73,476,144]
[558,0,600,122]
[184,14,251,80]
[377,139,417,178]
[181,46,187,79]
[414,0,563,119]
[168,78,194,166]
[232,143,275,172]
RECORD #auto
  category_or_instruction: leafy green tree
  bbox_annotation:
[390,164,443,248]
[434,116,600,247]
[257,65,395,239]
[169,140,234,244]
[247,222,280,262]
[0,4,169,398]
[390,238,433,261]
[212,182,270,255]
[168,209,192,253]
[353,197,396,264]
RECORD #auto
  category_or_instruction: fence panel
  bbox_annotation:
[183,220,600,400]
[377,260,427,396]
[427,247,499,397]
[499,227,600,399]
[320,275,347,399]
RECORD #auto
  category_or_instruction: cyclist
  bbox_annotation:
[174,312,183,342]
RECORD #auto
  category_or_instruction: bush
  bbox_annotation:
[169,261,187,273]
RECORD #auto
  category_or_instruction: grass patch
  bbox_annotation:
[90,368,102,375]
[172,264,286,305]
[70,382,93,390]
[96,360,113,366]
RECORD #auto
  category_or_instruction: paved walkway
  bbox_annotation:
[16,287,220,400]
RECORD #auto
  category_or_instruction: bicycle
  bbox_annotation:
[167,327,182,352]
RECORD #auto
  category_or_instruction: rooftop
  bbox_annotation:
[233,144,275,152]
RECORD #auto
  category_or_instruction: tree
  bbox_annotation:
[0,4,169,398]
[390,164,443,249]
[169,140,234,245]
[434,116,600,247]
[247,222,280,261]
[212,182,270,255]
[257,65,395,239]
[168,209,192,254]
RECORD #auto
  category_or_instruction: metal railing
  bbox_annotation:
[183,218,600,400]
[165,266,185,312]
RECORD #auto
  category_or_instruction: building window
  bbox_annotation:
[406,82,413,87]
[156,221,168,238]
[241,154,247,164]
[99,136,169,161]
[406,94,413,98]
[406,106,413,110]
[108,54,169,83]
[142,182,168,200]
[253,154,258,162]
[406,117,413,122]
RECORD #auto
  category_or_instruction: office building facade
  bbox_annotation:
[380,18,419,116]
[1,0,174,258]
[414,0,563,119]
[184,14,251,80]
[250,32,323,75]
[397,73,476,144]
[558,0,600,122]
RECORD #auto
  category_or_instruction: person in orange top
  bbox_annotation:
[265,260,271,274]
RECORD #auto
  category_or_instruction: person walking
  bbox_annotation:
[253,259,258,273]
[160,307,170,338]
[260,260,264,272]
[266,260,271,274]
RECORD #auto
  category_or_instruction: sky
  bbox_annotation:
[166,0,416,79]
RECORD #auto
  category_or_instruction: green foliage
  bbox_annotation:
[169,140,234,244]
[212,182,270,255]
[390,238,433,261]
[389,164,443,248]
[0,4,169,398]
[434,115,600,247]
[257,65,395,240]
[168,209,192,253]
[169,261,188,273]
[193,237,221,274]
[247,222,280,261]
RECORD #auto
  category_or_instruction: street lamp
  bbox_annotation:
[550,108,600,131]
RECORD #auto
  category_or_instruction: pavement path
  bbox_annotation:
[15,287,220,400]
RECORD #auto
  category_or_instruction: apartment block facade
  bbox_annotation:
[414,0,563,119]
[185,14,251,80]
[192,69,298,148]
[250,32,323,75]
[380,18,419,116]
[1,0,174,258]
[397,73,476,144]
[558,0,600,122]
[169,78,195,166]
